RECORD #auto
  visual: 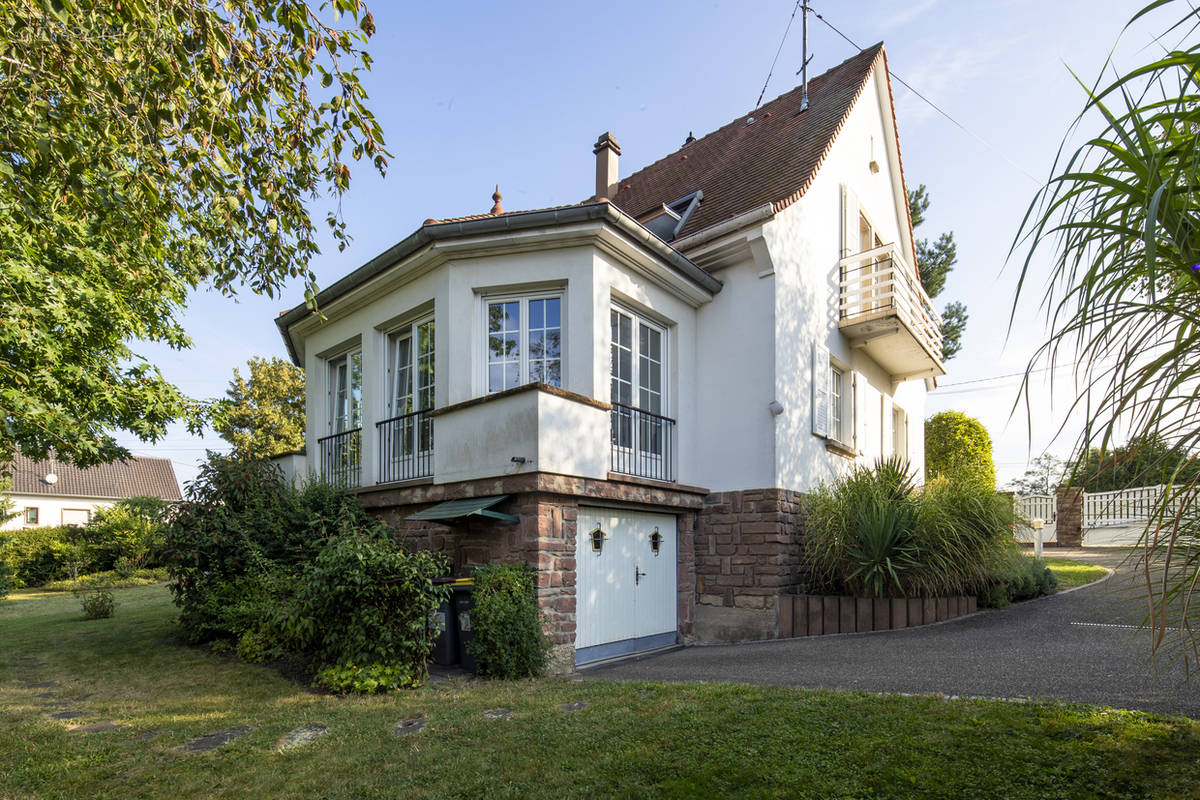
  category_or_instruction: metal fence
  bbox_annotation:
[610,402,675,483]
[318,427,362,488]
[376,409,434,484]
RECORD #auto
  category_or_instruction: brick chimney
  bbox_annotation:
[593,132,621,200]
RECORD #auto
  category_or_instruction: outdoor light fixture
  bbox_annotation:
[649,527,663,555]
[768,400,784,416]
[590,527,606,553]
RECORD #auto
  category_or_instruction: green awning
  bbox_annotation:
[405,495,518,524]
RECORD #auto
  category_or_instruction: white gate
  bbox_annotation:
[1013,494,1057,543]
[575,508,677,665]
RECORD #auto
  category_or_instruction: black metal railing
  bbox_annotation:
[376,408,434,484]
[318,427,362,488]
[610,402,675,482]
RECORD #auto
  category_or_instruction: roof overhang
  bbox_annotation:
[275,202,722,365]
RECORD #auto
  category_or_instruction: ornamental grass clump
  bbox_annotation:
[804,457,1023,599]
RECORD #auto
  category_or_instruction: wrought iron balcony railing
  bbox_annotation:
[376,408,434,484]
[610,402,675,482]
[318,427,362,488]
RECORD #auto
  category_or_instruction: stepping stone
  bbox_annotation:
[34,692,57,699]
[392,718,426,736]
[175,726,253,754]
[278,723,328,751]
[74,721,123,734]
[49,710,87,720]
[482,708,513,721]
[40,700,78,708]
[22,681,57,689]
[559,700,589,712]
[131,730,162,741]
[635,688,653,697]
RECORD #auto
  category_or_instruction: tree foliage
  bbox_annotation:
[908,184,968,360]
[211,357,305,459]
[1006,453,1068,496]
[925,411,996,490]
[1013,0,1200,666]
[1075,435,1200,493]
[0,0,386,467]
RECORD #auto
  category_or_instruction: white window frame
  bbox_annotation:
[382,315,435,478]
[327,347,363,434]
[610,305,670,474]
[482,291,564,393]
[24,507,38,525]
[830,365,846,444]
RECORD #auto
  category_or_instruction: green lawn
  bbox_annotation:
[1044,557,1112,590]
[3,585,1199,800]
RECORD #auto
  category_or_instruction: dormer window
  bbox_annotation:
[641,190,703,242]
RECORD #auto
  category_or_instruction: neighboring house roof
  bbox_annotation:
[4,453,182,501]
[606,43,890,241]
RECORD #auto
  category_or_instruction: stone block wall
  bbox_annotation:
[360,472,705,671]
[693,488,806,641]
[1055,486,1084,547]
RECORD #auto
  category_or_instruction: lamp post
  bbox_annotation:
[1032,518,1045,558]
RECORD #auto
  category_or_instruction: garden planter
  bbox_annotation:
[779,593,977,637]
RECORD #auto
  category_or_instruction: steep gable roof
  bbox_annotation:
[608,44,887,240]
[4,453,182,501]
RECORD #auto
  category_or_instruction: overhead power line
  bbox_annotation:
[806,6,1041,185]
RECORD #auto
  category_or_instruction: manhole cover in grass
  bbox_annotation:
[392,718,426,736]
[75,721,123,734]
[49,710,87,720]
[559,700,589,712]
[482,708,513,721]
[279,723,328,750]
[175,726,253,753]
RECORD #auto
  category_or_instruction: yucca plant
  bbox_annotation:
[1013,0,1200,667]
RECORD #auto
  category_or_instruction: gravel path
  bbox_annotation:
[584,548,1200,718]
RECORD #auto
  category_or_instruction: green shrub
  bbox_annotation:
[0,551,12,601]
[977,548,1059,608]
[82,497,170,571]
[468,562,549,679]
[312,663,419,694]
[0,526,81,587]
[912,477,1016,596]
[925,411,996,490]
[284,522,449,674]
[41,567,168,592]
[79,585,116,619]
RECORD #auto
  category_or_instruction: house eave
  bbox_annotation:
[275,202,721,365]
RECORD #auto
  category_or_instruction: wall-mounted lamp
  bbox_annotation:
[767,400,784,416]
[510,456,527,464]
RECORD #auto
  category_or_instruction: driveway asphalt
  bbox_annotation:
[584,548,1200,718]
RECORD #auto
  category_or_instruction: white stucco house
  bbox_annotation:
[275,44,944,669]
[2,453,181,531]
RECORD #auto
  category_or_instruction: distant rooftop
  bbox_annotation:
[4,452,182,501]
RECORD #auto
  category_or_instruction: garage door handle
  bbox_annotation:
[635,565,647,585]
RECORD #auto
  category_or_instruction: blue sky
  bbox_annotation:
[122,0,1161,488]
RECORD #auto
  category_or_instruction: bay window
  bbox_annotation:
[485,293,562,392]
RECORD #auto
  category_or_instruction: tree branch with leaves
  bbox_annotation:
[908,184,968,360]
[0,0,387,467]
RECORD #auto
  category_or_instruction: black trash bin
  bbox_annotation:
[429,586,459,667]
[451,578,475,673]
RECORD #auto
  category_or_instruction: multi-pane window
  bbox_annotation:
[830,365,845,443]
[24,507,38,525]
[485,293,562,392]
[328,349,362,433]
[610,307,671,478]
[381,318,435,481]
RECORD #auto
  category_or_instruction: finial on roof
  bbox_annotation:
[684,131,696,145]
[490,184,503,215]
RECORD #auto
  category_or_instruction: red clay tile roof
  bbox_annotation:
[4,452,182,501]
[607,44,887,240]
[424,201,588,226]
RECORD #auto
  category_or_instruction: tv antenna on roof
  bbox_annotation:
[798,3,812,112]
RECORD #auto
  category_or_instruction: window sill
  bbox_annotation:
[825,439,858,459]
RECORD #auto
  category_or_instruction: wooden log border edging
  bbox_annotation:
[778,594,977,637]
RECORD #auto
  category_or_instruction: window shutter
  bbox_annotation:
[841,183,859,258]
[812,342,831,437]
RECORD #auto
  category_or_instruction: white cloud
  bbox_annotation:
[880,0,941,31]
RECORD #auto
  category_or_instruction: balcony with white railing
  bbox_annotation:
[839,244,946,379]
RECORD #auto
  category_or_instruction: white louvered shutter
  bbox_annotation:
[812,342,831,437]
[840,183,859,259]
